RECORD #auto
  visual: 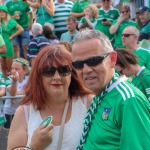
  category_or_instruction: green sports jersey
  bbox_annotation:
[139,20,150,41]
[0,71,5,88]
[133,48,150,70]
[79,17,97,28]
[6,1,31,28]
[0,19,18,57]
[71,0,90,21]
[82,76,150,150]
[112,19,139,48]
[95,7,119,41]
[132,66,150,101]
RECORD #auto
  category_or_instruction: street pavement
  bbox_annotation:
[0,128,7,150]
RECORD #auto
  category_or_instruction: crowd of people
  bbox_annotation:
[0,0,150,150]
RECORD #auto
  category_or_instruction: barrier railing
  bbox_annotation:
[0,95,24,100]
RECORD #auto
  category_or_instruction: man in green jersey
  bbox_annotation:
[95,0,120,41]
[72,29,150,150]
[122,26,150,70]
[137,6,150,42]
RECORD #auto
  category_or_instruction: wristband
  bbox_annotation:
[12,81,17,85]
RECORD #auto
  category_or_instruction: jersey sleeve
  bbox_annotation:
[6,19,18,32]
[71,2,79,12]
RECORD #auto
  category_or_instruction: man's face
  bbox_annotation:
[138,11,150,24]
[66,20,76,32]
[72,38,116,94]
[122,28,136,47]
[102,0,111,8]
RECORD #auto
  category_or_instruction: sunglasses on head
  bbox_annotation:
[102,0,110,2]
[72,53,110,70]
[41,65,71,77]
[122,11,129,13]
[122,34,135,37]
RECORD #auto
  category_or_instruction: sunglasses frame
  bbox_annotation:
[102,0,110,2]
[122,34,135,38]
[41,65,72,77]
[72,53,110,70]
[121,10,129,13]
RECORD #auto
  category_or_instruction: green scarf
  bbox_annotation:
[76,73,119,150]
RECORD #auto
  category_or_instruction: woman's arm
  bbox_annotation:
[26,0,40,8]
[9,24,24,40]
[7,106,28,150]
[42,0,55,16]
[70,12,85,19]
[0,45,6,54]
[0,87,6,96]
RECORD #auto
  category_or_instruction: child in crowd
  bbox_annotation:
[0,71,6,131]
[3,58,29,131]
[78,4,98,30]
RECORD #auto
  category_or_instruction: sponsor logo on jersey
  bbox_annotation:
[102,108,111,120]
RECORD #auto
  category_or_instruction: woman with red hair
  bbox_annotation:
[7,45,94,150]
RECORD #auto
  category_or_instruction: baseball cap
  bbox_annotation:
[0,5,8,13]
[138,6,150,13]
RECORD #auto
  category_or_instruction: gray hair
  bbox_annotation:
[124,26,140,37]
[72,29,114,52]
[31,23,43,35]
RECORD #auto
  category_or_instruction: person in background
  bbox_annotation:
[78,4,98,29]
[3,58,29,134]
[70,0,90,22]
[53,0,73,39]
[137,6,150,42]
[7,45,94,150]
[0,5,24,78]
[122,26,150,70]
[5,0,33,59]
[95,0,120,42]
[0,34,6,54]
[43,25,59,45]
[116,48,150,101]
[27,23,50,63]
[71,29,150,150]
[79,22,93,31]
[26,0,55,27]
[110,5,138,48]
[60,16,79,42]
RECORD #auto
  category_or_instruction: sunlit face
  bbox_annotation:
[102,0,111,8]
[66,20,76,32]
[42,62,71,97]
[72,38,116,94]
[122,28,136,46]
[0,10,7,19]
[11,62,27,80]
[138,11,150,24]
[121,8,130,19]
[84,7,92,17]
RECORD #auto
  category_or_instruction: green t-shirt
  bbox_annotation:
[132,66,150,100]
[133,48,150,70]
[112,19,139,48]
[6,0,31,28]
[71,0,90,21]
[95,7,119,41]
[82,77,150,150]
[0,19,17,57]
[0,35,5,46]
[79,17,97,28]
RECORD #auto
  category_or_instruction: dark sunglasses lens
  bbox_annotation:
[122,34,129,37]
[58,65,71,76]
[72,61,84,70]
[86,56,106,66]
[41,67,56,77]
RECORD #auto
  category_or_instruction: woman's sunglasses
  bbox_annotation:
[41,65,71,77]
[72,53,110,70]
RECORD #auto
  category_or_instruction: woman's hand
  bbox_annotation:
[10,71,19,82]
[30,124,53,150]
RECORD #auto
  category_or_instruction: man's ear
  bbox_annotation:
[110,51,117,68]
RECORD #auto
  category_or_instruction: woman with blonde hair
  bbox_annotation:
[0,5,23,78]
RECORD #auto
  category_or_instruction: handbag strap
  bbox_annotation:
[57,99,70,150]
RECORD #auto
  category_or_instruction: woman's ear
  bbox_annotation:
[110,51,117,68]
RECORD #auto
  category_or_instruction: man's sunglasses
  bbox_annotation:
[102,0,110,2]
[122,34,135,37]
[41,65,71,77]
[72,53,110,70]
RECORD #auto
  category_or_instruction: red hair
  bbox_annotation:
[20,45,92,110]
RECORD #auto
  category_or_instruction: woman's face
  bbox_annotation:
[121,8,130,19]
[42,62,72,97]
[0,10,7,19]
[84,7,92,17]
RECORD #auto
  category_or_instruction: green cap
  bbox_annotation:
[0,5,8,13]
